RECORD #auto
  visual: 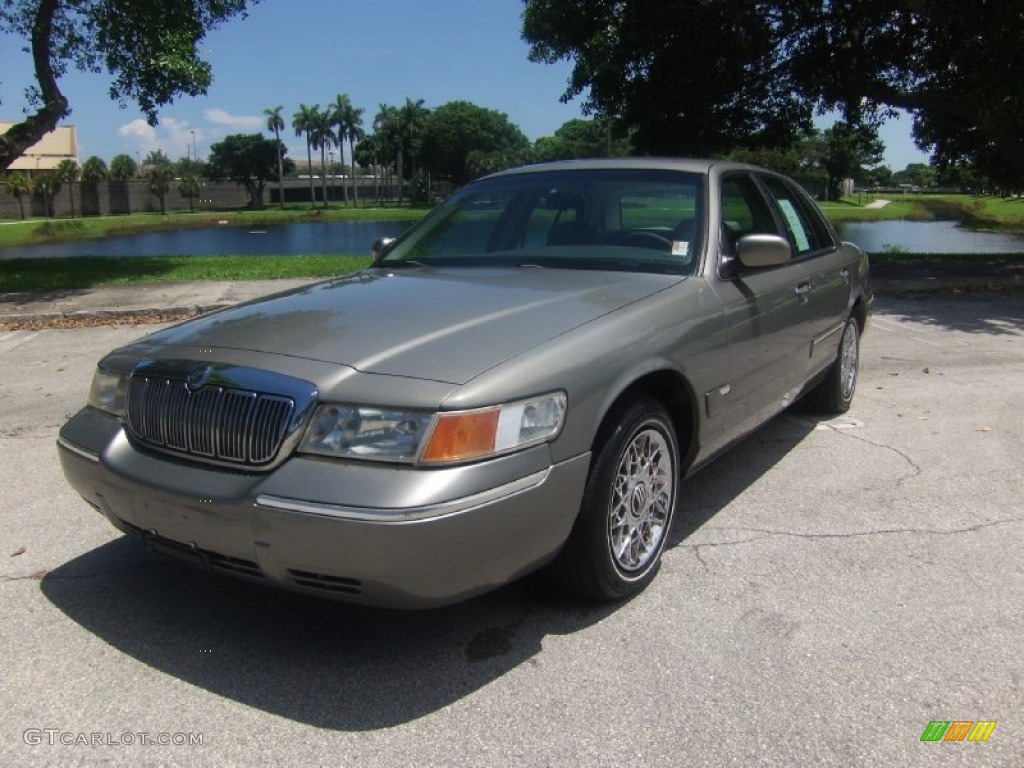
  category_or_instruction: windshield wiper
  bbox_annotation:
[378,259,429,269]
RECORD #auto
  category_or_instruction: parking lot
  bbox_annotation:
[1,292,1021,766]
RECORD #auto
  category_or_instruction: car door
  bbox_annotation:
[708,172,810,446]
[757,175,851,378]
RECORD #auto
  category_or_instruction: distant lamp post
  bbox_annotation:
[191,130,197,162]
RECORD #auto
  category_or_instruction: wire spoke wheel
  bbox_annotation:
[607,426,674,573]
[839,320,859,401]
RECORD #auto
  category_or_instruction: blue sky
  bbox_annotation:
[1,0,929,169]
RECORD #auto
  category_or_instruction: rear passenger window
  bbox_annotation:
[759,176,834,256]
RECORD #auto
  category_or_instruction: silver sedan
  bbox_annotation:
[58,158,870,608]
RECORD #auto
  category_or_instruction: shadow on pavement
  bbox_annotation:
[873,292,1024,336]
[40,410,819,730]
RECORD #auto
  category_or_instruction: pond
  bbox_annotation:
[1,218,1022,260]
[0,220,419,260]
[835,220,1024,253]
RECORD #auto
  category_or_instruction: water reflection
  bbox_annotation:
[3,218,1022,259]
[0,220,418,260]
[836,220,1024,253]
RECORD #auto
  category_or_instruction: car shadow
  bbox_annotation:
[40,409,821,731]
[669,410,821,548]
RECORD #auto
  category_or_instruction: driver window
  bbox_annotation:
[719,175,779,254]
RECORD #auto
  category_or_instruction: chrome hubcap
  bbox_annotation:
[608,427,674,573]
[840,322,859,401]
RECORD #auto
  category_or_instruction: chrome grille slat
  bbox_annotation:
[126,375,296,467]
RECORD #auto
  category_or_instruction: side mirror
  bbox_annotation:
[736,234,792,268]
[372,237,396,263]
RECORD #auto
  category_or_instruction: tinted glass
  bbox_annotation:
[759,176,835,255]
[719,174,780,254]
[380,169,704,275]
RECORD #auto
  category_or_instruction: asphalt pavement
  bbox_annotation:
[1,292,1021,766]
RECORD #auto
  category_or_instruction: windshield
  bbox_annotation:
[379,168,705,275]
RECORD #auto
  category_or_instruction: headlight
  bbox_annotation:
[299,392,567,465]
[87,367,129,416]
[299,406,434,461]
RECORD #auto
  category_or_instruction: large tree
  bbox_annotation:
[0,0,258,171]
[418,101,530,186]
[206,133,291,208]
[522,0,1024,185]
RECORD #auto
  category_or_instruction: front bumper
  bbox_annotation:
[58,407,590,608]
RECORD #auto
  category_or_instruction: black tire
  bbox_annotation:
[549,396,679,601]
[805,316,860,413]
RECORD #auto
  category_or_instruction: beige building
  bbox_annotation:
[0,121,79,172]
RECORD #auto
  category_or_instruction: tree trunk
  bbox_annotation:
[350,138,358,206]
[320,145,328,208]
[397,148,405,204]
[306,139,315,208]
[275,129,284,210]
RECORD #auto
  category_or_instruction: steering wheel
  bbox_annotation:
[620,231,672,251]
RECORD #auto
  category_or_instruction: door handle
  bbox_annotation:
[794,282,811,304]
[839,267,851,284]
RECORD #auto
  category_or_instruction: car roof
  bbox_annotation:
[484,157,765,179]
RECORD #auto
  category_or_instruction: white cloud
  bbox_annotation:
[116,117,203,160]
[116,119,158,154]
[204,108,263,131]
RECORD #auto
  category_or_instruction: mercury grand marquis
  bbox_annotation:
[58,159,871,608]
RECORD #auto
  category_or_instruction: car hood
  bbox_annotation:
[138,267,683,384]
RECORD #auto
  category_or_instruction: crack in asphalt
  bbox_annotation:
[679,518,1024,573]
[829,427,924,487]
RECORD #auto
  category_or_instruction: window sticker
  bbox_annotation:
[777,199,810,252]
[671,240,689,257]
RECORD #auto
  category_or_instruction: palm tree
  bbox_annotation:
[329,94,352,204]
[81,156,108,184]
[80,156,108,216]
[264,105,286,209]
[32,173,61,218]
[374,104,400,202]
[399,98,428,202]
[333,96,365,207]
[5,171,32,219]
[146,161,174,214]
[55,158,80,218]
[109,153,137,214]
[178,174,200,213]
[292,103,319,208]
[309,108,336,208]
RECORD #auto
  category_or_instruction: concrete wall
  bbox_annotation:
[0,178,399,220]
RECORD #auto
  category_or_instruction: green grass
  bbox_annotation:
[0,254,371,292]
[0,204,429,248]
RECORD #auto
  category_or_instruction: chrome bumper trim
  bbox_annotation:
[57,436,100,463]
[256,468,550,523]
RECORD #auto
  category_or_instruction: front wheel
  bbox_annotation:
[549,397,679,601]
[805,316,860,413]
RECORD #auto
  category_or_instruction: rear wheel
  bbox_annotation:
[550,397,679,601]
[805,316,860,413]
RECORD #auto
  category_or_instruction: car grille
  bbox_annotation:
[126,375,295,467]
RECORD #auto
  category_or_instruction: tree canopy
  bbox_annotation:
[206,133,292,208]
[419,101,530,186]
[522,0,1024,185]
[0,0,258,171]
